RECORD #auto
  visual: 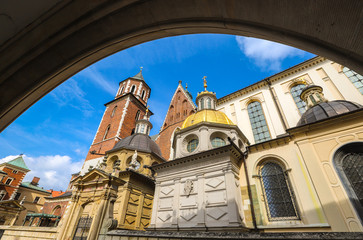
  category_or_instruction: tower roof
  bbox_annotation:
[6,155,30,171]
[131,68,144,81]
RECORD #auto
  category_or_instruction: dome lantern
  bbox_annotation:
[195,76,217,111]
[135,106,152,135]
[300,85,327,109]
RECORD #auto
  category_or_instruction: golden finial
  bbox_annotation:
[146,105,149,113]
[203,76,207,91]
[140,66,143,72]
[185,83,188,90]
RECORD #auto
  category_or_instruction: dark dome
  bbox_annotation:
[297,100,362,126]
[110,133,162,157]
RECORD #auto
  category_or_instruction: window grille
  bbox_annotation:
[259,162,299,221]
[343,67,363,94]
[211,137,226,148]
[187,139,198,153]
[290,84,307,114]
[342,153,363,207]
[247,101,271,143]
[73,216,93,240]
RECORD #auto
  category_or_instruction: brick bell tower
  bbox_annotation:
[85,68,152,162]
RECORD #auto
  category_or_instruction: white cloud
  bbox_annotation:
[235,36,306,71]
[0,155,83,191]
[50,78,94,117]
[80,66,118,96]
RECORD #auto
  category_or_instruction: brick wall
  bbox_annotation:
[0,166,26,200]
[156,86,195,159]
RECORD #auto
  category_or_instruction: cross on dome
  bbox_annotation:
[203,76,207,90]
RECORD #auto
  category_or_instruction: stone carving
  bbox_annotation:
[158,212,172,222]
[184,179,193,196]
[180,209,197,221]
[206,178,224,189]
[206,207,227,220]
[129,150,140,170]
[160,186,174,196]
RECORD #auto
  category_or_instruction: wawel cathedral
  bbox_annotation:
[3,56,363,239]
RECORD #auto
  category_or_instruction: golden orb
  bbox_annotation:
[181,109,235,129]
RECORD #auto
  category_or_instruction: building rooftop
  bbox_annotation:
[5,155,30,171]
[20,182,50,194]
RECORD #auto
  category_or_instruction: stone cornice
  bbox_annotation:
[217,56,325,105]
[152,144,243,171]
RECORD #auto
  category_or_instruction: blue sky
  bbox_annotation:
[0,34,314,190]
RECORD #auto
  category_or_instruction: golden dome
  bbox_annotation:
[181,109,235,129]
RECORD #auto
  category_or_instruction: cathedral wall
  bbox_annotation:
[245,140,329,231]
[217,58,363,145]
[292,116,363,232]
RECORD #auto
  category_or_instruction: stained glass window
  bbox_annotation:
[211,137,226,148]
[187,139,198,153]
[343,67,363,94]
[290,84,307,114]
[260,162,299,221]
[247,101,271,143]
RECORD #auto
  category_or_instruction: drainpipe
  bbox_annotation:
[265,78,288,130]
[242,151,258,231]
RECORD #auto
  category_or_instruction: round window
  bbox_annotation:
[211,137,226,148]
[187,139,199,153]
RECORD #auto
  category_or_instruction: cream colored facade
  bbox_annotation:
[217,57,363,143]
[217,57,363,232]
[15,186,51,226]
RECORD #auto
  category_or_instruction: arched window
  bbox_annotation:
[141,90,145,99]
[103,125,110,140]
[259,161,299,221]
[334,142,363,222]
[206,98,211,109]
[119,86,124,95]
[111,106,117,117]
[343,67,363,94]
[135,110,140,120]
[130,85,136,94]
[290,84,307,114]
[247,101,271,143]
[200,98,204,109]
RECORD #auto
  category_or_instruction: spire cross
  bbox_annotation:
[203,76,207,91]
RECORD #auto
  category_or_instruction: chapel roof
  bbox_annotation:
[109,133,162,157]
[297,100,362,126]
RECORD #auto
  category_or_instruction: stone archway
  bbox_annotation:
[1,0,362,131]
